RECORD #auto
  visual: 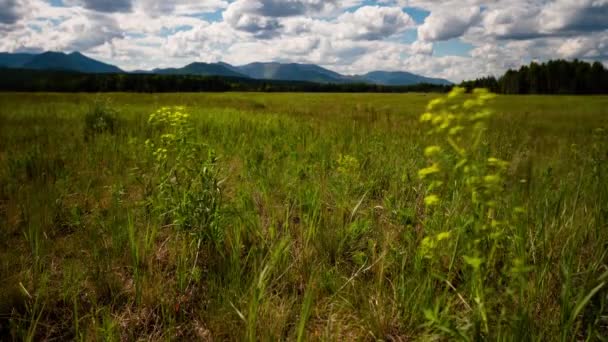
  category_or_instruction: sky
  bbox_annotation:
[0,0,607,82]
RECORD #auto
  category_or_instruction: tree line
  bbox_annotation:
[0,68,451,93]
[3,59,606,94]
[460,59,608,94]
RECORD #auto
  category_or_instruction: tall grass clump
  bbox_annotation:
[145,106,223,246]
[84,99,117,140]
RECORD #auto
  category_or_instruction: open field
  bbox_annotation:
[1,92,607,340]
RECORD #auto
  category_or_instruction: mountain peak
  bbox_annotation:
[237,62,349,83]
[154,62,249,78]
[186,62,210,66]
[20,51,123,73]
[39,51,66,56]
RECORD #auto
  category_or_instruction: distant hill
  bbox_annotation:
[0,51,122,73]
[153,62,249,78]
[0,53,35,68]
[0,51,453,85]
[235,62,452,85]
[21,51,123,73]
[217,62,248,75]
[359,71,452,86]
[237,62,351,83]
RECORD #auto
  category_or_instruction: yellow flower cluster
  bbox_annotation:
[419,230,451,258]
[420,88,495,137]
[148,106,190,128]
[145,106,193,163]
[417,87,515,266]
[418,87,508,211]
[336,154,360,175]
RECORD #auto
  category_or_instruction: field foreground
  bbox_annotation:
[1,92,607,340]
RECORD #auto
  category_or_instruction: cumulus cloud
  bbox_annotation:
[163,21,238,59]
[136,0,229,17]
[223,0,282,37]
[557,33,608,59]
[335,6,414,40]
[0,0,21,24]
[481,3,541,40]
[539,0,608,34]
[411,40,433,55]
[68,0,133,13]
[225,0,339,18]
[64,0,228,16]
[479,0,608,40]
[418,6,480,41]
[1,7,123,52]
[63,13,124,50]
[222,0,361,37]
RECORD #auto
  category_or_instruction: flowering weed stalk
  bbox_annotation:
[418,88,527,337]
[145,106,223,246]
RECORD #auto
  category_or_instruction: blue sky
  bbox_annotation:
[1,0,607,82]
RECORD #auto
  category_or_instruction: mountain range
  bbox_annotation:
[0,51,452,86]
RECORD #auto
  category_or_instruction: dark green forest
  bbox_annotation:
[1,59,606,94]
[460,59,608,94]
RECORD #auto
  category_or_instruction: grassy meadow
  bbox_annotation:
[0,91,607,340]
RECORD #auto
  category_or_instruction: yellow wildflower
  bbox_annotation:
[424,194,440,206]
[418,163,441,179]
[424,146,442,157]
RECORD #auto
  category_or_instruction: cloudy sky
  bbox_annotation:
[1,0,607,81]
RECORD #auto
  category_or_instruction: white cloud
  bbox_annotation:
[335,6,415,40]
[418,6,480,41]
[222,0,343,36]
[0,0,22,24]
[411,40,433,55]
[557,33,608,59]
[481,3,541,40]
[539,0,608,34]
[223,4,283,38]
[0,3,123,52]
[136,0,228,16]
[65,0,132,13]
[163,21,239,59]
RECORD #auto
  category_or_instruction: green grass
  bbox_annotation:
[0,92,607,340]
